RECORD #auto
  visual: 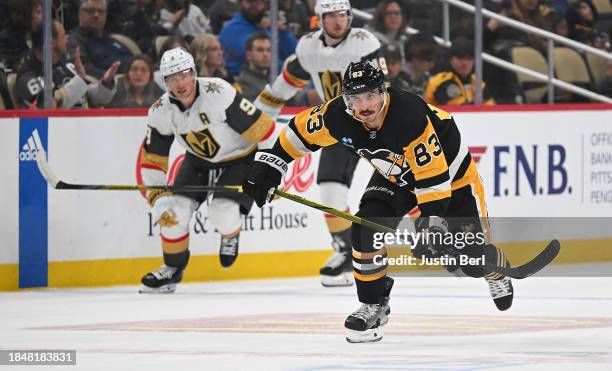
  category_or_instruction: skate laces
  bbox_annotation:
[220,237,238,256]
[352,303,380,322]
[151,264,177,280]
[487,277,511,298]
[324,251,348,269]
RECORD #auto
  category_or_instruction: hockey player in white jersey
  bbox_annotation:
[138,48,277,293]
[254,0,387,287]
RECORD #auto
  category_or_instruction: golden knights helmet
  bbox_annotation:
[159,47,196,89]
[314,0,353,39]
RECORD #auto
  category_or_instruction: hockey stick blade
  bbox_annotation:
[487,239,561,279]
[35,143,60,188]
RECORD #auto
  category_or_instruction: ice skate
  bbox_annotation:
[139,264,184,294]
[320,234,353,287]
[486,276,514,311]
[345,277,393,343]
[219,235,240,268]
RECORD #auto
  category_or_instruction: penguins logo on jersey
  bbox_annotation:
[319,71,343,101]
[357,148,412,187]
[183,128,220,158]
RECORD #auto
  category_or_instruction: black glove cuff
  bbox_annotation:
[254,151,289,177]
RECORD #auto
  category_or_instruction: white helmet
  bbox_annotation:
[314,0,351,16]
[314,0,352,39]
[159,47,196,81]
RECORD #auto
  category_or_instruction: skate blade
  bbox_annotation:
[138,283,177,294]
[321,272,354,287]
[345,327,385,343]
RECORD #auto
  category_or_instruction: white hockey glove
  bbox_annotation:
[151,195,179,227]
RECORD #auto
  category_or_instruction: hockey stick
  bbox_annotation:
[35,136,558,278]
[36,151,240,193]
[34,142,395,233]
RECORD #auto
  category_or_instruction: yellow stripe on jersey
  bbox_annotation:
[283,68,309,88]
[241,112,274,144]
[352,248,387,260]
[403,116,449,181]
[427,104,452,120]
[140,147,169,172]
[258,89,285,108]
[291,100,338,147]
[354,269,387,282]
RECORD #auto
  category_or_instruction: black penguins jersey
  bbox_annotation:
[274,87,472,216]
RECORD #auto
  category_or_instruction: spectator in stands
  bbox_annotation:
[190,33,234,83]
[219,0,297,76]
[105,0,167,57]
[550,13,569,37]
[281,0,313,38]
[424,37,495,106]
[500,0,555,50]
[486,0,556,52]
[234,32,271,101]
[15,20,119,109]
[403,32,438,96]
[546,0,571,16]
[566,0,601,47]
[159,0,211,42]
[382,43,412,92]
[366,0,408,56]
[68,0,133,79]
[207,0,239,34]
[109,55,163,108]
[0,0,42,71]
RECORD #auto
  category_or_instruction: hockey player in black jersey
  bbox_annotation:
[243,61,513,343]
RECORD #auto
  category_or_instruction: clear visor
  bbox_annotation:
[322,10,349,19]
[164,69,195,86]
[344,90,382,108]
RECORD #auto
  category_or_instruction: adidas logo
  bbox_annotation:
[20,129,43,162]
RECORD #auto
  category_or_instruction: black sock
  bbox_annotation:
[163,249,190,270]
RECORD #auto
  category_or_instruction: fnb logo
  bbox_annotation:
[493,144,570,196]
[20,130,43,161]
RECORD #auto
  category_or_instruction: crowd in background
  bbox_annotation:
[0,0,610,110]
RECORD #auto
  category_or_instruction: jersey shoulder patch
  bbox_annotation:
[295,29,323,57]
[147,93,173,134]
[349,28,380,48]
[198,77,237,111]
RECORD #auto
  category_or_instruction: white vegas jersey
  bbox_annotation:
[255,28,384,117]
[295,28,384,101]
[139,77,274,188]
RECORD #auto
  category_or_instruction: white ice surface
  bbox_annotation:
[1,276,611,371]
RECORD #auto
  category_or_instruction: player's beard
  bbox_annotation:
[244,10,265,25]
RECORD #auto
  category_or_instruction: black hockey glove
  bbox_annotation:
[412,216,459,272]
[243,151,288,207]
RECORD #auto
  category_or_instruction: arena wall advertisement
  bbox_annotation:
[1,105,611,290]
